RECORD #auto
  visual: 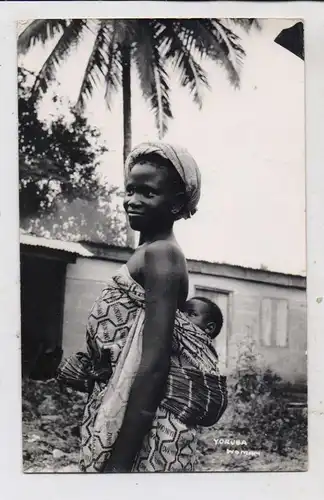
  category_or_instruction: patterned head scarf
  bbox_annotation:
[125,141,201,220]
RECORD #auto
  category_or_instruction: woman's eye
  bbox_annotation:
[143,189,155,197]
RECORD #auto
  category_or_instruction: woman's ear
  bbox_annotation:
[171,192,186,216]
[205,322,217,337]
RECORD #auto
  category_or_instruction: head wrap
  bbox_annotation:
[125,141,201,220]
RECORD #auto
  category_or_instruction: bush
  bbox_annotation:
[197,331,307,467]
[228,372,307,456]
[228,332,307,456]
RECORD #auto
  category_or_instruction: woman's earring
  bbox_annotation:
[171,207,179,215]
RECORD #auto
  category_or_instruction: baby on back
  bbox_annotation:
[183,296,223,340]
[57,296,224,393]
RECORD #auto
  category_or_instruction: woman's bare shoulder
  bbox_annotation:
[144,239,185,265]
[143,241,187,296]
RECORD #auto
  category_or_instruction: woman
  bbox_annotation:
[57,142,227,473]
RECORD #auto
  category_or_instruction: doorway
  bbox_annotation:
[20,253,67,378]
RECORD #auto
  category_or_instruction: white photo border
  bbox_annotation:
[0,2,323,499]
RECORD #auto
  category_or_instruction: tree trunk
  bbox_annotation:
[122,46,135,248]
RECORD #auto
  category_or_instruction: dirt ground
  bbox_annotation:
[22,379,307,473]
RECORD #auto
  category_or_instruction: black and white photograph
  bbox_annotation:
[17,17,306,473]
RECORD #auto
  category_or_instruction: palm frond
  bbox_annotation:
[103,20,123,110]
[229,18,262,32]
[157,21,210,109]
[18,19,69,55]
[197,19,246,88]
[31,20,87,99]
[173,19,246,88]
[76,21,108,111]
[164,20,210,60]
[133,20,172,138]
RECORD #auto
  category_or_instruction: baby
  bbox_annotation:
[183,296,223,340]
[57,296,224,397]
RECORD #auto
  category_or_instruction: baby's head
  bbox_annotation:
[183,297,223,339]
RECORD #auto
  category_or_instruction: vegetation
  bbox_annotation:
[19,66,125,245]
[196,334,307,471]
[18,19,260,245]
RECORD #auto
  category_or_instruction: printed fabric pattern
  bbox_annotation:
[57,265,227,472]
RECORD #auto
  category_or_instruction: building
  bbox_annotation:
[20,233,307,384]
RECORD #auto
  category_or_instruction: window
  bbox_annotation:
[260,298,289,347]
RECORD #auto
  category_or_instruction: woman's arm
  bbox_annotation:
[103,241,183,472]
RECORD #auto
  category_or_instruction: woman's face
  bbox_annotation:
[124,161,177,232]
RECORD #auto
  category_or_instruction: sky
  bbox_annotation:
[18,19,305,275]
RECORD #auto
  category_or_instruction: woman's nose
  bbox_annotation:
[127,193,141,208]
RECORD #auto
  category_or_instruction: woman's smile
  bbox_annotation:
[127,211,145,223]
[127,210,145,216]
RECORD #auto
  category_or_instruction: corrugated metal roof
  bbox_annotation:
[19,232,306,284]
[20,233,94,258]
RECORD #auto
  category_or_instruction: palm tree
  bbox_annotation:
[18,19,259,163]
[18,18,259,245]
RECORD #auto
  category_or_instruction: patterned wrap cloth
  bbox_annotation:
[57,265,227,472]
[125,142,201,220]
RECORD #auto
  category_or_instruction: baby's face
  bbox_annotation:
[183,299,209,331]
